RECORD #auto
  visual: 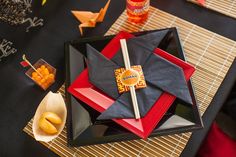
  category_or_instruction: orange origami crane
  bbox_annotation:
[71,0,111,35]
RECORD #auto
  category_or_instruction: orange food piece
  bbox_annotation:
[48,74,55,80]
[46,79,52,84]
[41,83,48,89]
[32,72,38,78]
[32,77,37,82]
[44,75,49,80]
[35,76,41,82]
[37,68,42,72]
[30,64,55,90]
[40,78,46,84]
[40,65,46,70]
[42,69,49,76]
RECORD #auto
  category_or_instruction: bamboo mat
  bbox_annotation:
[188,0,236,19]
[23,6,236,157]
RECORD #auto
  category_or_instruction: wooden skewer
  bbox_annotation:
[22,54,43,78]
[120,39,140,119]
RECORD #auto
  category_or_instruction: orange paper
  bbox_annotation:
[115,65,147,94]
[71,0,110,35]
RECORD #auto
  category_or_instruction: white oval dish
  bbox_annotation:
[32,91,67,142]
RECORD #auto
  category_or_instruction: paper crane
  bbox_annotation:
[71,0,111,35]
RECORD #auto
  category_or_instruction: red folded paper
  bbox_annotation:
[20,61,29,67]
[68,31,195,138]
[198,0,205,5]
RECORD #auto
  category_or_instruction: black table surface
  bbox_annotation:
[0,0,236,157]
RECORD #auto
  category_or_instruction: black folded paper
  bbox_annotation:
[86,30,192,120]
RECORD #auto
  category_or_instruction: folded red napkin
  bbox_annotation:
[198,122,236,157]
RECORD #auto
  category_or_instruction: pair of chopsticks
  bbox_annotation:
[120,39,140,119]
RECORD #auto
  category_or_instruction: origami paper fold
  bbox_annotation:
[85,31,192,120]
[197,0,205,5]
[71,0,110,35]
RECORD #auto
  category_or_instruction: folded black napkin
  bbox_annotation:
[86,30,192,120]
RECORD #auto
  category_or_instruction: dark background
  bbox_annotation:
[0,0,236,156]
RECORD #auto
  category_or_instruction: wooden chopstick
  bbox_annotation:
[120,39,140,119]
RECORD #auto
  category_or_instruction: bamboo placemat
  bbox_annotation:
[188,0,236,19]
[24,6,236,157]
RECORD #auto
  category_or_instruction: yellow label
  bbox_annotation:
[115,65,147,93]
[121,69,140,86]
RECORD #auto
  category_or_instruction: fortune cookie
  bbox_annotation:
[39,112,62,134]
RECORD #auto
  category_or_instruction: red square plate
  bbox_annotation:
[68,31,195,138]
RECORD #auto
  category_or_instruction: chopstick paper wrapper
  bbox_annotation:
[32,91,67,142]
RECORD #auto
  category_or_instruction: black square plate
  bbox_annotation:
[64,27,203,146]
